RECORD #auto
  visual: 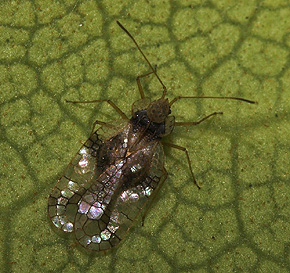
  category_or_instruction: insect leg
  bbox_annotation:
[89,119,116,136]
[136,65,157,99]
[174,112,223,126]
[66,99,129,120]
[162,142,201,189]
[116,21,167,98]
[141,168,168,226]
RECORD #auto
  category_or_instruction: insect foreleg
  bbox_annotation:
[116,20,167,99]
[136,65,157,99]
[174,112,223,126]
[66,99,129,120]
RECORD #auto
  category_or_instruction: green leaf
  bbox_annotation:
[1,0,289,272]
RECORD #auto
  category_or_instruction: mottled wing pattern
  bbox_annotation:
[48,120,165,251]
[74,141,165,251]
[47,120,127,234]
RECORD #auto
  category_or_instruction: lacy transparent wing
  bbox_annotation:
[73,142,166,251]
[47,119,128,234]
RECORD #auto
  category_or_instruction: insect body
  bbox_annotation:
[48,21,256,251]
[48,99,169,251]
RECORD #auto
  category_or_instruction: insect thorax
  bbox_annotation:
[131,109,167,139]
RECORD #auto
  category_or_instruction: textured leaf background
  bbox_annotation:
[1,0,289,272]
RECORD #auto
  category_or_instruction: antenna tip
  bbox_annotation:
[251,100,258,104]
[242,99,258,104]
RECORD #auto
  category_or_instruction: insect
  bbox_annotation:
[47,21,256,251]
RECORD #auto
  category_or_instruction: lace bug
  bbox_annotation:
[47,21,256,251]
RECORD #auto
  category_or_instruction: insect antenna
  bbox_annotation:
[117,21,257,106]
[169,96,257,106]
[116,20,167,99]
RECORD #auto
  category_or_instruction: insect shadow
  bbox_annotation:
[48,21,256,252]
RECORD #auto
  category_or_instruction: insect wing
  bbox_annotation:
[73,142,165,251]
[47,120,128,234]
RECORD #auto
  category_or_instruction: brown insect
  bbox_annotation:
[47,21,256,251]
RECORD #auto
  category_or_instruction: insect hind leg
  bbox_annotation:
[162,142,201,189]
